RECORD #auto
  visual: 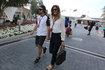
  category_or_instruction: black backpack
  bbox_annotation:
[46,16,50,26]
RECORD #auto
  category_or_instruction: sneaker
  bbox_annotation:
[43,47,47,54]
[87,33,90,35]
[34,57,40,63]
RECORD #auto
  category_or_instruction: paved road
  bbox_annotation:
[0,24,105,70]
[66,24,105,56]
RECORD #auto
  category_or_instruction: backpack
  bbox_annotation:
[46,16,50,26]
[66,27,72,35]
[103,27,105,31]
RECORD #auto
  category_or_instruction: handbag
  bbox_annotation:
[56,46,66,65]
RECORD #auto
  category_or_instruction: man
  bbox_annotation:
[65,17,69,28]
[74,20,77,28]
[30,5,50,63]
[87,21,95,35]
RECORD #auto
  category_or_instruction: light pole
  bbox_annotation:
[87,11,89,17]
[61,9,66,17]
[18,7,23,31]
[70,9,72,16]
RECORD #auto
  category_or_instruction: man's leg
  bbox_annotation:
[34,47,47,63]
[38,45,47,57]
[38,46,43,57]
[34,46,42,63]
[34,36,47,63]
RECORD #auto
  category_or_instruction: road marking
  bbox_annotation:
[45,41,105,60]
[71,37,83,41]
[1,37,105,61]
[65,45,105,60]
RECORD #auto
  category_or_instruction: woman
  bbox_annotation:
[46,5,65,70]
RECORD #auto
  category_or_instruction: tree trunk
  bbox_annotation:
[0,10,3,18]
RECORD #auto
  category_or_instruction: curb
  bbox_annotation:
[0,33,33,46]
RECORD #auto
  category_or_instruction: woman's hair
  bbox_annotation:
[51,5,61,18]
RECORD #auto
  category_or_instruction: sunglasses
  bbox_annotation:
[39,9,43,11]
[52,9,58,11]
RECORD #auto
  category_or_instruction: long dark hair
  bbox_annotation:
[51,5,61,18]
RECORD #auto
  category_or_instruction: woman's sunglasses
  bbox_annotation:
[52,9,58,11]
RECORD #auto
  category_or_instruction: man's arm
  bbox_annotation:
[46,16,50,40]
[30,24,39,35]
[46,26,51,40]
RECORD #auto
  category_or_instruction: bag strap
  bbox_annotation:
[39,16,44,24]
[58,46,65,52]
[52,19,56,30]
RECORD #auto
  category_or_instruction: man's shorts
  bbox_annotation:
[35,36,46,47]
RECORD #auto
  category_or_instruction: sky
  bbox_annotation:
[43,0,105,18]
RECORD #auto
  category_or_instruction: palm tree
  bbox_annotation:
[102,6,105,20]
[30,0,43,18]
[37,0,43,5]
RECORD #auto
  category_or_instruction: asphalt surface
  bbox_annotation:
[0,24,105,70]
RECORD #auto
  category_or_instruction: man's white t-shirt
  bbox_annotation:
[36,15,48,36]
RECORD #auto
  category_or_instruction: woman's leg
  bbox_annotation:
[46,53,57,70]
[51,53,57,65]
[47,33,61,69]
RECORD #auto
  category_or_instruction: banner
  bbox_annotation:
[4,7,17,21]
[73,9,77,12]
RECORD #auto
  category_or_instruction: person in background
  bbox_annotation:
[65,17,69,28]
[46,5,65,70]
[87,21,95,35]
[103,24,105,38]
[30,5,50,63]
[74,20,77,28]
[66,24,72,37]
[95,22,99,33]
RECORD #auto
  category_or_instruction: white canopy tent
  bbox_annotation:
[80,16,99,21]
[100,20,105,24]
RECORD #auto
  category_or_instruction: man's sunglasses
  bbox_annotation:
[39,9,43,11]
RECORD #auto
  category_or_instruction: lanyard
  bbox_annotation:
[52,19,56,30]
[39,16,44,24]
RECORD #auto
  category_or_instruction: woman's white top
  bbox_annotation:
[50,17,65,41]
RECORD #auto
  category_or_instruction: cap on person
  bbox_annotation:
[39,5,46,11]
